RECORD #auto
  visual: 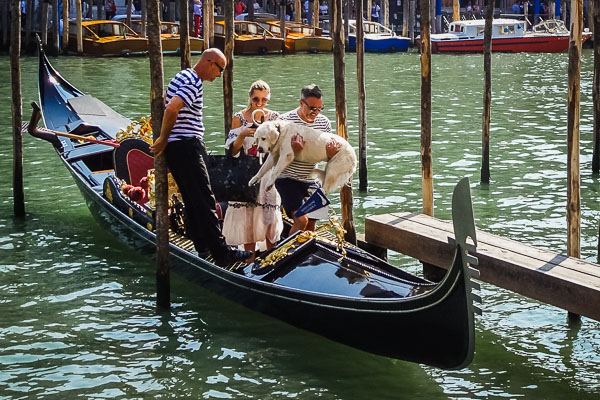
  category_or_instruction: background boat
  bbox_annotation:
[111,15,203,54]
[347,19,410,52]
[429,18,591,53]
[264,21,332,53]
[213,20,283,55]
[67,20,148,56]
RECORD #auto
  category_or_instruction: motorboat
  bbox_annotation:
[428,18,591,53]
[67,20,148,56]
[348,19,410,52]
[213,20,284,55]
[264,21,332,53]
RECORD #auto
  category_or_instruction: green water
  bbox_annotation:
[1,51,599,399]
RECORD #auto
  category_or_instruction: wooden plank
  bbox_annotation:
[365,212,600,321]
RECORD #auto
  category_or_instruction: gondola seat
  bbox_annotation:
[113,138,154,185]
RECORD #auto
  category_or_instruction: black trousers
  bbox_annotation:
[165,137,227,257]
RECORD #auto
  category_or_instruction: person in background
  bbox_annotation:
[254,0,260,12]
[371,1,380,23]
[512,0,520,15]
[193,0,202,37]
[105,0,117,20]
[234,0,246,16]
[150,49,252,266]
[275,85,341,235]
[223,80,283,263]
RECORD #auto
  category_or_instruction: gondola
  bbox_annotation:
[27,40,481,370]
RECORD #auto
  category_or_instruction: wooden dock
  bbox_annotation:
[365,212,600,322]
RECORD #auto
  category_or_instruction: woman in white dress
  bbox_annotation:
[222,80,283,263]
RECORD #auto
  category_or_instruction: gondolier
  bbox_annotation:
[150,49,252,266]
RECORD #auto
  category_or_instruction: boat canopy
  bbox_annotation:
[348,20,395,37]
[447,18,524,39]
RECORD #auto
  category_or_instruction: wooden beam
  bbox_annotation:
[147,0,169,308]
[223,0,234,136]
[365,212,600,322]
[420,0,433,216]
[356,0,367,192]
[179,0,191,68]
[61,0,69,54]
[11,0,24,218]
[481,0,493,184]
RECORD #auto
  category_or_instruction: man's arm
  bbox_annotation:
[150,96,185,157]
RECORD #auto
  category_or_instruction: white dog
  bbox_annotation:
[248,120,356,194]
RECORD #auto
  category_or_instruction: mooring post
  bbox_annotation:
[567,0,582,322]
[408,0,415,44]
[147,0,169,309]
[592,0,600,173]
[169,0,175,21]
[75,0,83,54]
[356,0,367,192]
[141,0,147,38]
[11,0,24,218]
[209,0,215,46]
[383,0,389,27]
[332,0,356,244]
[420,0,433,216]
[204,0,213,49]
[453,0,459,21]
[481,0,493,184]
[25,0,33,51]
[280,4,286,39]
[223,0,234,136]
[51,0,59,55]
[313,0,319,28]
[367,0,371,21]
[248,0,255,20]
[40,0,49,46]
[179,0,191,69]
[61,0,69,54]
[295,0,301,21]
[2,0,8,49]
[344,0,349,48]
[402,0,408,37]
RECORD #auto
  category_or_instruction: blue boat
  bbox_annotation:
[348,20,410,52]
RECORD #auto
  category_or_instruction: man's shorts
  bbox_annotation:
[275,177,320,217]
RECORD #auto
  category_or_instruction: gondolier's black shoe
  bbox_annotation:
[213,247,252,267]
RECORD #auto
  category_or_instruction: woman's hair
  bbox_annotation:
[245,80,271,110]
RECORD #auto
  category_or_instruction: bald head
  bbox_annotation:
[194,48,227,82]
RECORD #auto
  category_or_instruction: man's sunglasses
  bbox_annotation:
[301,100,324,112]
[214,61,225,73]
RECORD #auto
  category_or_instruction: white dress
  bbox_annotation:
[222,111,283,247]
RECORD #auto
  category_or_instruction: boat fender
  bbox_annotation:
[258,47,268,55]
[121,49,131,57]
[309,47,318,53]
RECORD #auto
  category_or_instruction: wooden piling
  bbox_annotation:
[295,0,301,21]
[2,0,8,48]
[367,0,371,21]
[382,0,388,26]
[481,0,493,184]
[223,0,234,136]
[179,0,191,69]
[25,0,33,51]
[61,0,69,54]
[402,0,407,37]
[40,0,49,46]
[356,0,367,192]
[169,0,176,21]
[11,0,24,218]
[313,0,319,28]
[204,0,213,49]
[567,0,583,320]
[209,0,214,47]
[592,0,600,173]
[280,4,286,39]
[51,0,59,55]
[408,0,415,44]
[76,0,83,54]
[127,0,133,26]
[420,0,433,216]
[141,0,147,38]
[453,0,459,21]
[344,0,349,47]
[248,0,255,20]
[148,0,169,309]
[332,0,356,244]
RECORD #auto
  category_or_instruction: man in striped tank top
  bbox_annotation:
[150,49,252,266]
[275,84,341,234]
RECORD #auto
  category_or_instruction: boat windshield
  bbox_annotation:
[161,23,179,35]
[87,23,134,38]
[532,19,569,34]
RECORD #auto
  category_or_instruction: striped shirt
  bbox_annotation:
[165,68,204,141]
[278,109,332,183]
